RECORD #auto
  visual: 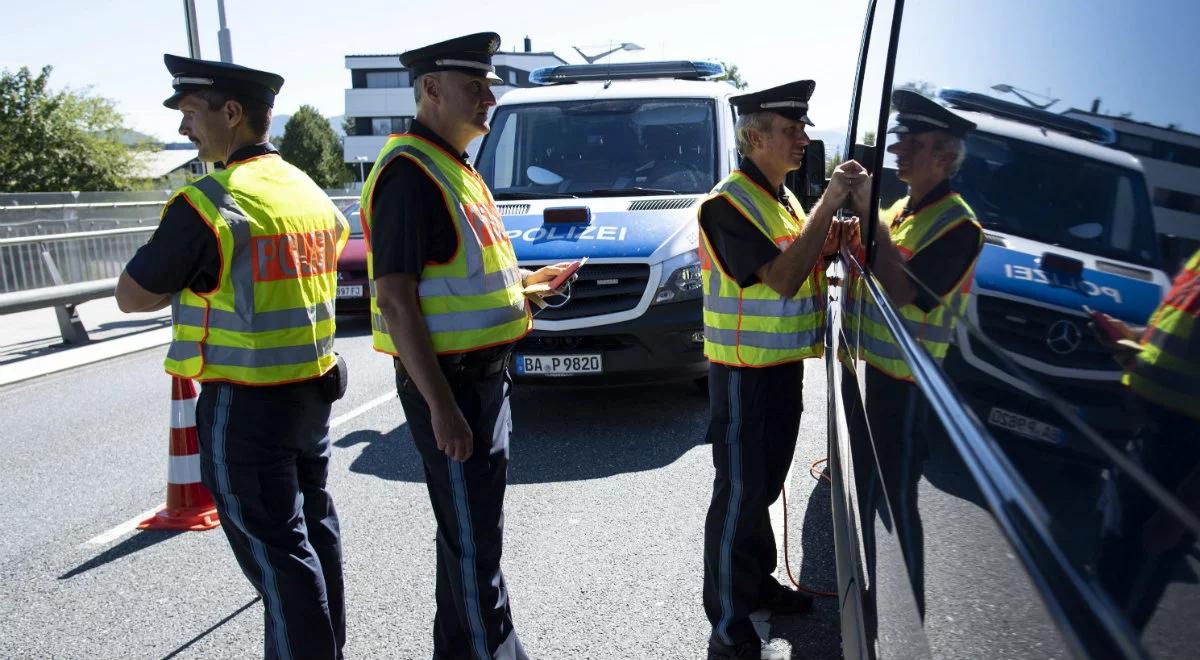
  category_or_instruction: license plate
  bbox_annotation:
[336,285,363,298]
[515,354,602,376]
[987,406,1065,445]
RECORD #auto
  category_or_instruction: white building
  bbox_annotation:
[343,39,566,183]
[1064,108,1200,271]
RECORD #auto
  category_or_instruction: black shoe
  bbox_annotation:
[759,582,813,616]
[707,638,786,660]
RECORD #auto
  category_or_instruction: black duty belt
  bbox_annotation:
[394,350,510,379]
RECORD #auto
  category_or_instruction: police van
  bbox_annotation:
[926,90,1170,457]
[472,61,738,384]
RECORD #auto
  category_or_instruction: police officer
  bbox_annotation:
[115,56,349,659]
[699,80,856,660]
[359,32,563,660]
[841,89,982,619]
[1094,246,1200,628]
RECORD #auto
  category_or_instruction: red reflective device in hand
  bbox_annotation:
[546,257,587,290]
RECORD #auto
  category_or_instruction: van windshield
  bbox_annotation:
[477,98,717,197]
[953,132,1161,268]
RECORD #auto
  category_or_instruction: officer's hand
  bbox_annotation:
[432,405,474,462]
[840,216,863,253]
[821,221,841,257]
[525,262,572,286]
[826,160,867,206]
[850,173,872,216]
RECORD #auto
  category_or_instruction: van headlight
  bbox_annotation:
[653,252,703,305]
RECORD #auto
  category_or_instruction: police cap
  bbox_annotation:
[163,54,284,109]
[888,89,974,137]
[729,80,816,126]
[400,32,504,84]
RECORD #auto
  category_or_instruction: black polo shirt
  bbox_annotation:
[893,179,983,313]
[699,158,799,287]
[367,119,463,277]
[125,143,277,295]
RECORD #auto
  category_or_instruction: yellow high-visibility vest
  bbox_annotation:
[845,193,981,381]
[1124,248,1200,418]
[164,153,348,384]
[360,134,530,355]
[699,170,826,368]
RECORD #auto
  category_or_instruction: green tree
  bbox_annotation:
[0,66,142,192]
[277,105,349,188]
[715,61,749,90]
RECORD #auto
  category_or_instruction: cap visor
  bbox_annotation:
[163,90,186,109]
[887,124,909,134]
[486,71,503,84]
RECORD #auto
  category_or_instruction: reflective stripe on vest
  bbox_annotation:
[360,134,530,355]
[699,170,826,368]
[163,154,348,384]
[845,193,981,381]
[1123,248,1200,418]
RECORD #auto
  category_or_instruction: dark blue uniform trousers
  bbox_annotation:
[397,358,527,660]
[703,360,804,646]
[196,380,345,660]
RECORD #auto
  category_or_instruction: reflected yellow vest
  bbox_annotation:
[847,193,981,382]
[163,154,348,384]
[360,134,530,355]
[1124,248,1200,419]
[699,170,826,368]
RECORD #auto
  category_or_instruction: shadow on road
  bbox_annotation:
[334,380,709,484]
[59,529,181,580]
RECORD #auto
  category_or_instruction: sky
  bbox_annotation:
[1,1,1197,146]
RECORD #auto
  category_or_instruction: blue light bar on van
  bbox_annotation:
[529,60,725,85]
[939,89,1117,144]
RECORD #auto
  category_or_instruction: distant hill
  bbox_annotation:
[270,114,345,139]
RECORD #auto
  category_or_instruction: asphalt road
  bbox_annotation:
[0,317,840,659]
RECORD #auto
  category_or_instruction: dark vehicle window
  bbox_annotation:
[477,98,717,196]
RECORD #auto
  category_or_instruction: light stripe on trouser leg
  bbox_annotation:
[211,386,293,660]
[716,369,743,645]
[449,459,490,660]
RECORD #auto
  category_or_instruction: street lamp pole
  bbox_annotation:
[990,83,1059,110]
[572,42,645,64]
[355,156,369,186]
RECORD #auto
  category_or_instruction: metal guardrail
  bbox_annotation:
[0,195,358,295]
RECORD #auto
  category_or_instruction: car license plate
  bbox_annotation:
[987,406,1065,445]
[336,285,363,298]
[515,354,602,376]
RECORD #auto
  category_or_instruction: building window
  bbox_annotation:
[370,117,413,136]
[1153,187,1200,214]
[1114,131,1200,167]
[508,70,518,85]
[365,70,411,88]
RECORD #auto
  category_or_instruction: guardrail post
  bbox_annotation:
[40,242,90,345]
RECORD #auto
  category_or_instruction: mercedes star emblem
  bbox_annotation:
[1045,319,1083,355]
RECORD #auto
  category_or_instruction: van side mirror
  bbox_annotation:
[787,139,826,208]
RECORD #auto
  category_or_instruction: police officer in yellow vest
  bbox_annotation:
[699,80,859,660]
[360,33,564,660]
[116,56,350,659]
[841,89,982,619]
[1093,247,1200,628]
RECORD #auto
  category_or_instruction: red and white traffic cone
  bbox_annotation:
[138,377,220,531]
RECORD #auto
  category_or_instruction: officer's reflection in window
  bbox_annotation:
[842,91,984,619]
[1095,248,1200,630]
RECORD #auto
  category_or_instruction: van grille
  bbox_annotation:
[496,203,531,215]
[535,263,651,321]
[974,295,1113,370]
[627,197,699,211]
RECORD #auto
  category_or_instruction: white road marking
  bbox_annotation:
[84,505,163,546]
[85,392,396,547]
[330,392,395,429]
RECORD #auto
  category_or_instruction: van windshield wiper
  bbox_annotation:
[574,187,680,197]
[493,191,578,200]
